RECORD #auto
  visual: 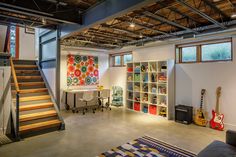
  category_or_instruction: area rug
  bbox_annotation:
[98,135,196,157]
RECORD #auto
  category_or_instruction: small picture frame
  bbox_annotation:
[25,27,35,34]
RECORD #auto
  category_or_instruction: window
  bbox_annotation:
[201,42,231,61]
[42,40,57,61]
[176,38,232,63]
[124,54,132,65]
[110,52,133,67]
[182,46,197,62]
[10,26,16,57]
[114,56,121,66]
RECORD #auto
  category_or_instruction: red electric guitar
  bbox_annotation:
[210,87,224,131]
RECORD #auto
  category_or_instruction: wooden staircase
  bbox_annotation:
[11,59,63,137]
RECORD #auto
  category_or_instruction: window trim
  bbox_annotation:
[110,52,133,67]
[176,38,233,64]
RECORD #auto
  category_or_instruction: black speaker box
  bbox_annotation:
[175,105,193,125]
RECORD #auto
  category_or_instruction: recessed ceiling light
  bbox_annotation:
[130,23,135,28]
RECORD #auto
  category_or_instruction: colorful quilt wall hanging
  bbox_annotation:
[67,54,99,86]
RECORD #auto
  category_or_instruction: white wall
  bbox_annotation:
[109,38,236,129]
[0,25,36,59]
[19,27,36,60]
[60,49,110,108]
[176,37,236,129]
[0,25,7,52]
[0,67,11,134]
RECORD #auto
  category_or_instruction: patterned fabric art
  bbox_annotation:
[98,136,196,157]
[67,54,99,86]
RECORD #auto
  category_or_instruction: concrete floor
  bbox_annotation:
[0,107,225,157]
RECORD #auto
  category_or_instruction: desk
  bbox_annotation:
[63,89,109,111]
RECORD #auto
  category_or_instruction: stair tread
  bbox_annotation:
[12,88,48,94]
[17,76,42,79]
[15,70,39,73]
[20,102,54,111]
[19,119,61,133]
[14,65,38,68]
[20,110,57,122]
[13,95,51,102]
[12,82,45,87]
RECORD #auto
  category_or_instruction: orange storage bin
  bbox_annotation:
[149,105,157,115]
[134,103,140,111]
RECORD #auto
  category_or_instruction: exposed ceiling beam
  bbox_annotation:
[60,0,159,38]
[175,0,227,29]
[87,30,130,41]
[62,39,121,48]
[158,2,201,24]
[116,17,175,37]
[101,24,147,38]
[89,28,136,40]
[0,13,43,26]
[76,34,123,44]
[122,19,236,46]
[202,0,229,19]
[143,11,198,34]
[0,2,81,24]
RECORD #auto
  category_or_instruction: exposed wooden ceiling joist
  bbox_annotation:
[175,0,227,29]
[143,11,198,34]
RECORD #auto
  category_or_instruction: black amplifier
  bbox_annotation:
[175,105,193,125]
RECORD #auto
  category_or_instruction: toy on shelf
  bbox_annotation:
[159,107,167,117]
[127,75,133,82]
[159,96,167,106]
[112,86,123,106]
[158,73,167,82]
[128,91,133,100]
[151,84,157,93]
[142,83,148,92]
[149,63,157,72]
[151,73,157,82]
[142,73,148,82]
[141,64,148,72]
[158,86,167,94]
[134,84,140,91]
[134,74,140,82]
[151,95,157,104]
[142,93,148,102]
[128,83,133,91]
[134,65,140,73]
[134,96,140,102]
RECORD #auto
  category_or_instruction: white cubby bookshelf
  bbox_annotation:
[126,60,175,120]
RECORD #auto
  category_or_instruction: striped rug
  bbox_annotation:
[98,136,196,157]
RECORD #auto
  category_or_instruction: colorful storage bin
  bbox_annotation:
[143,106,148,113]
[149,105,157,115]
[127,67,133,72]
[134,103,141,111]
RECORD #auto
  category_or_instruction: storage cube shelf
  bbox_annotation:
[126,60,175,120]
